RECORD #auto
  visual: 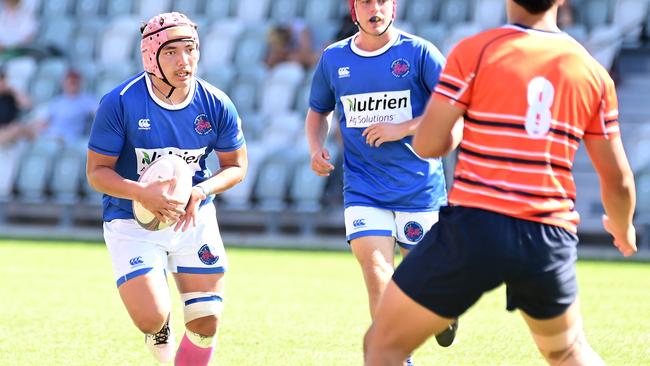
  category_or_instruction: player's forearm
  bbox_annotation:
[600,174,636,233]
[196,164,246,195]
[305,109,330,154]
[87,166,144,201]
[413,116,464,157]
[399,117,422,137]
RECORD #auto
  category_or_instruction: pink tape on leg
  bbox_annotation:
[174,333,214,366]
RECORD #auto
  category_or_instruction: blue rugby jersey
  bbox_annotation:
[309,31,447,211]
[88,72,245,222]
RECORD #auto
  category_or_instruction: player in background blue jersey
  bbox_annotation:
[86,12,247,366]
[305,1,462,362]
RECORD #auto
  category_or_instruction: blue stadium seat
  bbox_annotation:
[253,151,294,232]
[233,27,269,68]
[586,25,622,70]
[635,166,650,249]
[0,143,27,223]
[442,22,481,56]
[472,0,505,29]
[573,171,604,234]
[70,20,102,62]
[15,138,62,204]
[294,82,311,116]
[105,0,134,17]
[200,65,236,94]
[74,0,104,17]
[405,0,440,24]
[269,0,302,23]
[37,18,75,55]
[39,0,72,17]
[29,76,60,106]
[136,0,172,20]
[240,113,265,142]
[200,19,245,68]
[288,158,329,235]
[172,0,205,17]
[581,0,612,30]
[50,145,85,227]
[416,23,448,48]
[79,150,104,207]
[439,0,471,26]
[229,78,260,117]
[234,0,271,24]
[219,144,273,210]
[51,145,84,205]
[304,0,338,24]
[204,150,220,176]
[97,16,140,68]
[5,57,37,93]
[612,0,649,44]
[563,24,589,44]
[204,0,232,19]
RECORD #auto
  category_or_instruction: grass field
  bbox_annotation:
[0,239,648,365]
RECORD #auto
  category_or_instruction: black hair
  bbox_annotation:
[513,0,557,14]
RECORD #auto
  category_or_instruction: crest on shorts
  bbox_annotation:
[404,221,424,242]
[194,114,212,135]
[391,58,410,78]
[197,244,219,265]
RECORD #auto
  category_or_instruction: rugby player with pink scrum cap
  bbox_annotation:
[86,12,247,365]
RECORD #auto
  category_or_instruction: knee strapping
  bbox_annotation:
[531,316,602,365]
[181,292,224,324]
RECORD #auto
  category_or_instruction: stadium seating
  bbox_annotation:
[234,0,271,24]
[304,0,338,25]
[269,0,302,23]
[204,0,232,19]
[405,0,440,24]
[136,0,172,19]
[74,0,102,17]
[1,0,647,243]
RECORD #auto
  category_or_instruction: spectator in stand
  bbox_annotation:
[0,69,36,145]
[334,13,358,41]
[557,0,576,29]
[38,69,97,145]
[0,0,38,60]
[265,20,319,70]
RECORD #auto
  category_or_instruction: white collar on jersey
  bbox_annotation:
[144,72,196,110]
[503,24,569,38]
[350,29,400,57]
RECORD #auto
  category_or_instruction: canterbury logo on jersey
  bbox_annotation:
[341,90,412,128]
[135,147,207,175]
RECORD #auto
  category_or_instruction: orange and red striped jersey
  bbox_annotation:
[433,24,620,233]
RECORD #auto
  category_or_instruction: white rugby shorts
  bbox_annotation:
[344,206,439,249]
[104,203,227,287]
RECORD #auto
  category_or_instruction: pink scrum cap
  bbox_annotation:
[349,0,397,23]
[140,12,199,80]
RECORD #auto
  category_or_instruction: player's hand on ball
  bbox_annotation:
[602,214,637,257]
[311,147,335,177]
[362,123,406,147]
[138,177,186,223]
[174,186,207,232]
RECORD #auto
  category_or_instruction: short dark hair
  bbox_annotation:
[513,0,557,14]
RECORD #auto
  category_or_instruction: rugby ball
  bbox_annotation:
[133,154,193,231]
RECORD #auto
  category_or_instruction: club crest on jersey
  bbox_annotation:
[197,244,219,265]
[404,221,424,242]
[391,58,410,78]
[194,114,212,135]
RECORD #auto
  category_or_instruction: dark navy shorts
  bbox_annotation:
[393,206,578,319]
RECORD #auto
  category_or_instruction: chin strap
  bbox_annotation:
[356,18,393,37]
